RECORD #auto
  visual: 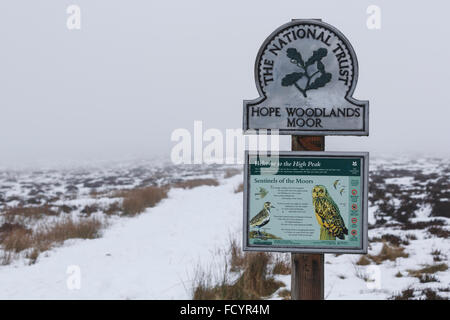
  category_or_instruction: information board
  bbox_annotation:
[243,151,368,253]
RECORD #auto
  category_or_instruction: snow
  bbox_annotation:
[368,205,378,225]
[412,204,432,221]
[324,236,450,300]
[385,177,415,186]
[0,176,243,299]
[0,157,449,300]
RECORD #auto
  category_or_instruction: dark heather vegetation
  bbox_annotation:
[1,158,449,299]
[193,158,450,299]
[0,162,234,265]
[369,161,449,240]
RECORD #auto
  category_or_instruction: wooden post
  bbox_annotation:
[291,136,325,300]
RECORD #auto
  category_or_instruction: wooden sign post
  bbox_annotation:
[291,136,324,300]
[242,19,369,301]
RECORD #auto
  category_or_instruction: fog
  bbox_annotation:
[0,0,449,166]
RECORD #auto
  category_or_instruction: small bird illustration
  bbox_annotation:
[312,185,348,240]
[333,180,340,189]
[250,201,274,236]
[255,187,268,199]
[339,188,345,195]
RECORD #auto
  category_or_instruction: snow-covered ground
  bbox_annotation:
[0,157,448,299]
[0,175,242,299]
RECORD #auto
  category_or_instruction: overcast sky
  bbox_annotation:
[0,0,449,166]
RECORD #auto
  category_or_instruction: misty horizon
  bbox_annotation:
[1,1,449,166]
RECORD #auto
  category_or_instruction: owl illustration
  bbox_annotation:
[312,185,348,240]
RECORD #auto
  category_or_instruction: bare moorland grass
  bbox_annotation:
[110,178,219,216]
[117,186,169,216]
[390,288,415,300]
[58,204,76,214]
[224,169,241,179]
[390,287,448,300]
[272,255,291,275]
[193,252,284,300]
[427,226,450,239]
[193,239,285,300]
[80,204,100,216]
[407,263,448,278]
[405,233,417,240]
[278,289,291,300]
[419,274,439,283]
[229,238,245,272]
[3,205,58,221]
[89,189,109,199]
[420,288,447,300]
[357,242,409,266]
[0,251,13,266]
[356,255,371,266]
[370,234,410,246]
[104,202,122,215]
[401,219,446,230]
[2,228,33,253]
[0,217,104,264]
[367,243,409,264]
[234,183,244,194]
[173,178,219,189]
[0,222,31,236]
[431,249,446,262]
[35,218,103,246]
[0,175,221,265]
[236,252,284,298]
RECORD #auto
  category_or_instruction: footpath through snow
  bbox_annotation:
[0,175,243,299]
[1,173,448,300]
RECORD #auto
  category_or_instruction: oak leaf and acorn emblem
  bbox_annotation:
[281,47,332,97]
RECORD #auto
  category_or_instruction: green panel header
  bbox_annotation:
[250,156,361,176]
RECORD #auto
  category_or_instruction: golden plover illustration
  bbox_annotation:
[250,201,274,236]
